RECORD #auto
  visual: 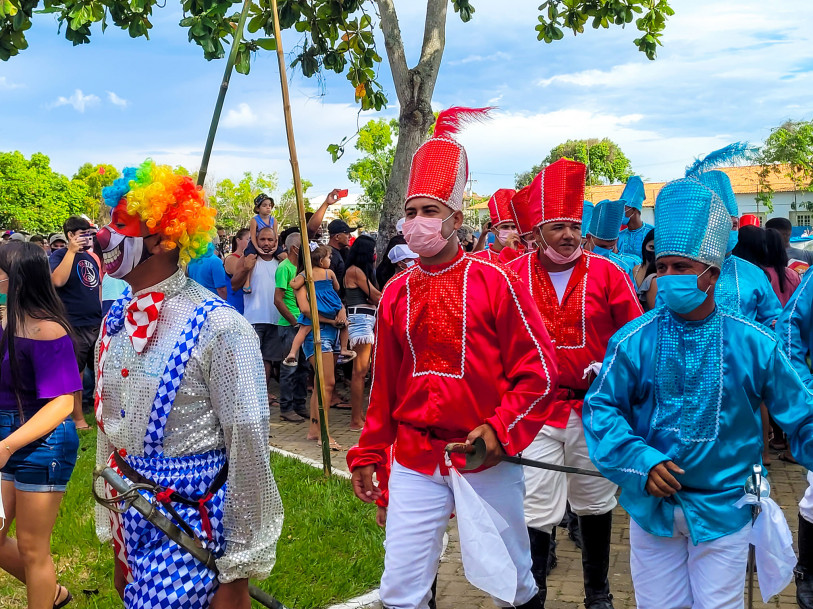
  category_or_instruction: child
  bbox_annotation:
[243,193,277,293]
[283,245,357,366]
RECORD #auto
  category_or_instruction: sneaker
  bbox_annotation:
[280,411,305,423]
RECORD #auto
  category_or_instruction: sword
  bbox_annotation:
[93,465,290,609]
[744,463,769,609]
[445,437,603,476]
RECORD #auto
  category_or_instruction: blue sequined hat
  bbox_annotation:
[620,176,646,211]
[582,201,594,232]
[655,178,732,268]
[588,199,625,241]
[697,170,738,217]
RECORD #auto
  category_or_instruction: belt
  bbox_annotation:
[347,306,377,316]
[113,451,228,541]
[558,386,587,400]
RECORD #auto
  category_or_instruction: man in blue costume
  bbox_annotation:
[776,272,813,609]
[584,177,813,609]
[615,177,653,258]
[580,201,594,247]
[697,170,781,326]
[584,198,641,282]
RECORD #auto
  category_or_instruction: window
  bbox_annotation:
[791,212,813,227]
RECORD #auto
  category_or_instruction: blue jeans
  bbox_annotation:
[0,412,79,492]
[277,326,308,415]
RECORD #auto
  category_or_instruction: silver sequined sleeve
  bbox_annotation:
[95,427,115,543]
[203,312,284,583]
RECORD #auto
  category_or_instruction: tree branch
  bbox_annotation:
[375,0,409,106]
[417,0,447,88]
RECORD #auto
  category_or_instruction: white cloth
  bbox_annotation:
[524,409,617,533]
[381,460,537,609]
[799,471,813,523]
[630,507,750,609]
[733,494,796,602]
[243,257,281,325]
[547,268,574,304]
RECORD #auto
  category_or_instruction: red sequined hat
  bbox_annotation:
[510,184,541,235]
[529,158,587,226]
[405,107,492,211]
[488,189,516,227]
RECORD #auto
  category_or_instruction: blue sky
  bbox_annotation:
[2,0,813,203]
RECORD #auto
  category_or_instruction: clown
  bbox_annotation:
[93,161,283,609]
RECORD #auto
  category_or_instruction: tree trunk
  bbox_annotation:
[375,0,448,256]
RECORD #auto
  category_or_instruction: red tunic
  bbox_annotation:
[473,246,524,265]
[507,250,642,428]
[347,249,559,476]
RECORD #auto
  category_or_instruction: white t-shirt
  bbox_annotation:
[243,256,281,325]
[548,268,575,304]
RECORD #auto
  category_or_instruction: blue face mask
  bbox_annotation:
[658,267,712,314]
[621,214,630,227]
[726,230,738,253]
[592,245,612,258]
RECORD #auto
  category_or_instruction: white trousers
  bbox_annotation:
[380,460,537,609]
[630,508,751,609]
[799,471,813,523]
[523,409,618,532]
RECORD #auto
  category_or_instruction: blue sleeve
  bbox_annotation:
[583,329,671,495]
[209,257,229,289]
[753,270,782,328]
[764,339,813,471]
[776,271,813,387]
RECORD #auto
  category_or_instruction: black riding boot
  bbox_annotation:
[578,512,614,609]
[798,513,813,609]
[527,526,550,607]
[515,593,544,609]
[548,526,558,574]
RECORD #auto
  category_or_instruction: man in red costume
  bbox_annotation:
[347,108,559,609]
[474,188,522,264]
[508,160,642,609]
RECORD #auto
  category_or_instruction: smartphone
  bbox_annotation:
[79,230,95,251]
[337,189,349,198]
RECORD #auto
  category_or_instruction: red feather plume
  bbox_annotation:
[432,106,494,139]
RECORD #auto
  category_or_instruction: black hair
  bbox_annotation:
[63,215,91,236]
[732,225,767,267]
[765,228,790,293]
[0,242,72,419]
[345,234,378,289]
[765,217,792,233]
[231,228,250,253]
[29,235,45,244]
[376,234,407,287]
[641,229,656,276]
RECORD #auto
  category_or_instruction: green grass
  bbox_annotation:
[0,430,384,608]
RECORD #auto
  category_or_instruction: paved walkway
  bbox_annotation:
[269,374,807,609]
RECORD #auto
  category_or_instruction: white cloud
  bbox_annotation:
[49,89,100,112]
[107,91,128,108]
[0,77,22,90]
[449,51,511,66]
[222,102,259,128]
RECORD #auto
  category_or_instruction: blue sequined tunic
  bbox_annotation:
[617,223,654,258]
[584,305,813,544]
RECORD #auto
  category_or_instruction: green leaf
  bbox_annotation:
[255,36,276,51]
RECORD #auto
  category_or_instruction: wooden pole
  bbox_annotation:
[270,0,332,475]
[197,0,253,188]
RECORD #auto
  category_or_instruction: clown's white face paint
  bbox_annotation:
[100,229,145,279]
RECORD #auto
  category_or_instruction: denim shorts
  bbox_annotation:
[303,324,341,361]
[0,411,79,492]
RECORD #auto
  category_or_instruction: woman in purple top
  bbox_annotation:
[0,242,81,609]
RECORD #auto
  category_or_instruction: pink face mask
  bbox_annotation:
[541,234,582,265]
[402,214,455,257]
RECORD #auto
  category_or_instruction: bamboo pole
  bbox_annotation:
[270,0,332,475]
[197,0,253,188]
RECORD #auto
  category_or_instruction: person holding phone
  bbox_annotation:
[49,215,102,431]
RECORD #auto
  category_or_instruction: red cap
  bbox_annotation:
[488,189,516,227]
[405,107,492,211]
[510,184,541,235]
[530,158,587,226]
[740,214,760,228]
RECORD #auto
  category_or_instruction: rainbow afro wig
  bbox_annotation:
[102,160,217,264]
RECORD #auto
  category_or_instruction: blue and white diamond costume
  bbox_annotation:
[95,269,283,608]
[584,178,813,609]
